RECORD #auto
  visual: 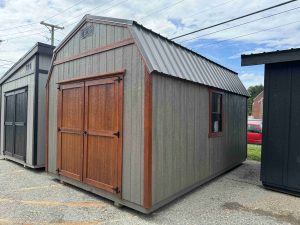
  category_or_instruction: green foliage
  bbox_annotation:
[247,144,261,161]
[247,85,264,115]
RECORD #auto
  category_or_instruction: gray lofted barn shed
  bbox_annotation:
[46,15,249,213]
[0,42,54,168]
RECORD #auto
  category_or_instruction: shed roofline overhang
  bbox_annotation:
[241,48,300,66]
[0,42,54,85]
[151,70,249,97]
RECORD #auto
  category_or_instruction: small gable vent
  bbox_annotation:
[81,24,94,39]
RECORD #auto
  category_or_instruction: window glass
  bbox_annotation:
[211,92,222,133]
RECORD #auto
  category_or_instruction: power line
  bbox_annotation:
[200,20,300,48]
[0,59,15,63]
[156,0,237,32]
[137,0,186,20]
[180,5,300,43]
[45,0,86,22]
[62,0,124,28]
[0,0,85,32]
[171,0,298,40]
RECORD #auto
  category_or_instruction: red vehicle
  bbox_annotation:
[247,120,262,145]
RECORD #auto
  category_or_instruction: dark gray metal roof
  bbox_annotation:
[0,42,54,85]
[241,48,300,66]
[130,23,248,96]
[54,15,249,97]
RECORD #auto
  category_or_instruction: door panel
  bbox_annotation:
[4,94,15,156]
[57,82,84,181]
[4,89,27,161]
[14,91,27,160]
[83,78,120,193]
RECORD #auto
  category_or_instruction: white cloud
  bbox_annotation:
[0,0,300,76]
[239,73,264,88]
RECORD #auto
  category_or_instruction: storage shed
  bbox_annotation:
[46,15,249,213]
[242,48,300,196]
[0,42,54,168]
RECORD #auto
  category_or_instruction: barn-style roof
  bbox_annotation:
[53,15,249,97]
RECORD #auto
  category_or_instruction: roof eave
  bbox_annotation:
[0,42,54,84]
[241,48,300,66]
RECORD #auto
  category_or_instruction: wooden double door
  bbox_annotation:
[4,88,28,161]
[57,76,123,195]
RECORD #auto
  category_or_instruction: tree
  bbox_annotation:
[247,85,264,115]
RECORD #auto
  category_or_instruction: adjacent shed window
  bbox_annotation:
[209,90,223,137]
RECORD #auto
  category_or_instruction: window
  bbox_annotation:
[209,90,223,137]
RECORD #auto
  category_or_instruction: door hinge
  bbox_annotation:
[112,186,120,194]
[57,85,61,90]
[57,128,61,132]
[56,168,60,173]
[115,77,122,82]
[113,131,120,138]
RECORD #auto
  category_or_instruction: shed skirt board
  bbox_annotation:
[3,88,28,162]
[49,159,244,214]
[262,182,300,197]
[1,155,44,168]
[57,76,123,196]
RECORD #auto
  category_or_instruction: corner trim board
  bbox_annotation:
[144,66,152,208]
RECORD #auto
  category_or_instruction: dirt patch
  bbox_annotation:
[223,202,300,225]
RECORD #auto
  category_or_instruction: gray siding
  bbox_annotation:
[5,58,35,83]
[151,73,247,205]
[48,22,144,206]
[56,22,131,61]
[36,74,47,166]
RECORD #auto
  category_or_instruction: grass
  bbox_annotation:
[247,144,261,161]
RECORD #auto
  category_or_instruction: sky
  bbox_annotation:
[0,0,300,88]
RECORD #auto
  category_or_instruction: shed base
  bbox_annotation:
[262,182,300,197]
[0,155,44,169]
[48,173,152,214]
[48,160,245,214]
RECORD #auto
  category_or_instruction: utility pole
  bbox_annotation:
[40,21,64,46]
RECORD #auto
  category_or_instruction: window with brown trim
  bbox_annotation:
[209,90,223,137]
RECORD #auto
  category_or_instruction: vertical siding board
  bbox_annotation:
[129,45,141,204]
[121,45,133,202]
[152,74,246,205]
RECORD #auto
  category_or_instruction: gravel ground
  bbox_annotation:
[0,159,299,225]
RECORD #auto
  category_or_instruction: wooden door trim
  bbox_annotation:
[82,76,123,197]
[144,66,152,208]
[57,82,85,181]
[57,69,125,85]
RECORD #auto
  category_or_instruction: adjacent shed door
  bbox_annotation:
[4,88,28,161]
[57,82,84,181]
[57,76,123,195]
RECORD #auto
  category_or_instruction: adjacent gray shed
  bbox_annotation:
[242,48,300,196]
[46,15,248,213]
[0,42,54,168]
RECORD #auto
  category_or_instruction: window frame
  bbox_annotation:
[209,89,224,138]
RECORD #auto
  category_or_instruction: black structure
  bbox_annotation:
[242,48,300,196]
